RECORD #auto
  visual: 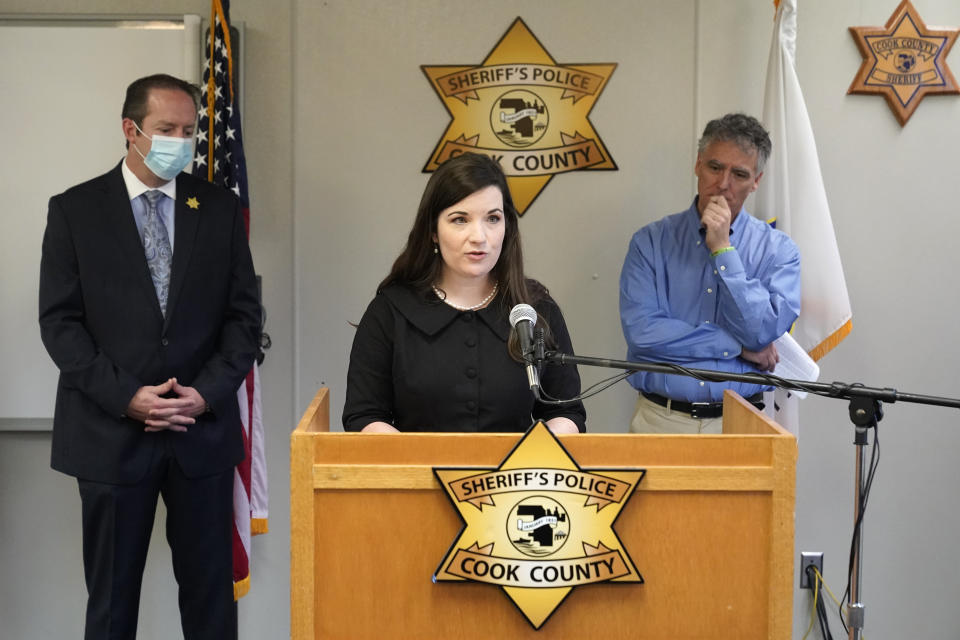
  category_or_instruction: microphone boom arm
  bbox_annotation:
[543,350,960,409]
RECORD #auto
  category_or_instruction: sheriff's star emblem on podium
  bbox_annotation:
[433,422,644,629]
[422,18,617,214]
[848,0,959,125]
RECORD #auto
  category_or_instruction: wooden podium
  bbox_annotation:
[291,389,796,639]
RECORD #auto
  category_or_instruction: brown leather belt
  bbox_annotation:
[641,391,765,420]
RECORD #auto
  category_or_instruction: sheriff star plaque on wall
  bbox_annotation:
[422,18,617,214]
[848,0,959,126]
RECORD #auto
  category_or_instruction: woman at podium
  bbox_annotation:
[343,153,586,434]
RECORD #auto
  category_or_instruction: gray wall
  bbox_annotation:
[2,1,959,638]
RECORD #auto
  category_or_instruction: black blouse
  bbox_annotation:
[343,284,586,432]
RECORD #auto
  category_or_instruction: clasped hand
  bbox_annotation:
[741,343,779,373]
[126,378,207,432]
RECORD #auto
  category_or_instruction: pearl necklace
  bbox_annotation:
[433,281,499,311]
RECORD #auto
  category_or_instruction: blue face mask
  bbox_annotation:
[133,122,194,181]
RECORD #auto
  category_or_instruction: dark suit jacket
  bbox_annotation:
[39,162,260,484]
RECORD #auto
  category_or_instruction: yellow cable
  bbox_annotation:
[812,567,843,607]
[810,567,867,640]
[801,568,819,640]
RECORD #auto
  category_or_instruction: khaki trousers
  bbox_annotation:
[629,394,723,435]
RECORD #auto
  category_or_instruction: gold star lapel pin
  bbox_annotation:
[848,0,959,126]
[186,197,200,210]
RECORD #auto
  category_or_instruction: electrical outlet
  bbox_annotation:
[800,552,824,589]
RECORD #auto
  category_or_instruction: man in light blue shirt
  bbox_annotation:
[619,113,800,434]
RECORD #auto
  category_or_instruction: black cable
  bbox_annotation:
[536,370,633,405]
[576,371,634,398]
[525,332,635,405]
[521,339,633,405]
[816,590,834,640]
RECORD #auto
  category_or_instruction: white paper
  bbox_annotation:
[772,332,820,399]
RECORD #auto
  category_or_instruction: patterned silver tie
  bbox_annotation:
[141,190,173,316]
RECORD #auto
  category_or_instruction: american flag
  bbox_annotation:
[195,0,249,223]
[192,0,268,601]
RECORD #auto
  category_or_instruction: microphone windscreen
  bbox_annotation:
[508,303,537,328]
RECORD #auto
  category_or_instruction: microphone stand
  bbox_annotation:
[538,348,960,639]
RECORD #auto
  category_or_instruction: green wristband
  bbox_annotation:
[710,246,735,258]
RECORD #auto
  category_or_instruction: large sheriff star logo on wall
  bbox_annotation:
[422,17,617,214]
[433,422,644,629]
[848,0,959,126]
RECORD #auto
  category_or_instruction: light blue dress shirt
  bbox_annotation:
[619,198,801,402]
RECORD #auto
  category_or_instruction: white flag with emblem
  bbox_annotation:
[755,0,853,434]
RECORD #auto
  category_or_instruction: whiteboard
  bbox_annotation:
[0,15,200,424]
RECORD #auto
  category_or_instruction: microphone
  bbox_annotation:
[509,304,540,393]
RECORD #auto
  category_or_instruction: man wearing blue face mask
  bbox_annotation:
[38,74,260,640]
